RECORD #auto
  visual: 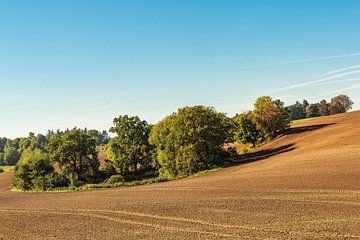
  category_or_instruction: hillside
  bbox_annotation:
[1,111,360,239]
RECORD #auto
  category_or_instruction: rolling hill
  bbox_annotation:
[1,111,360,239]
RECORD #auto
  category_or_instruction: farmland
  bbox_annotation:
[1,111,359,239]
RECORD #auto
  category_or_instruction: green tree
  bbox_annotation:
[12,157,65,191]
[287,101,306,120]
[3,146,20,165]
[306,103,320,118]
[18,148,48,165]
[107,115,153,175]
[319,99,330,116]
[233,112,260,147]
[48,130,99,185]
[149,106,232,177]
[253,96,289,139]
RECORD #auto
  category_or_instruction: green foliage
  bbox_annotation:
[99,160,117,178]
[319,99,330,116]
[12,158,66,191]
[306,103,320,118]
[105,175,125,185]
[233,112,260,147]
[253,96,290,139]
[149,106,232,177]
[107,115,153,175]
[48,130,99,185]
[0,166,15,172]
[87,130,110,145]
[287,95,353,121]
[3,146,20,165]
[286,101,306,120]
[18,148,48,166]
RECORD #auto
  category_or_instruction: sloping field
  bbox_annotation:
[1,111,360,239]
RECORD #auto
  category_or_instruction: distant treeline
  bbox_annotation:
[0,94,353,191]
[0,128,110,166]
[286,95,353,121]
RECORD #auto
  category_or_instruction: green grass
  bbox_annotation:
[0,166,15,172]
[291,117,319,124]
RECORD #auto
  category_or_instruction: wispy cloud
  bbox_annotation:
[276,70,360,91]
[312,77,360,86]
[309,84,360,99]
[46,81,183,125]
[220,65,360,104]
[242,52,360,69]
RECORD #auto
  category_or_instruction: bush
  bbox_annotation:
[0,168,3,173]
[233,112,260,147]
[106,175,125,185]
[12,158,67,191]
[99,160,117,178]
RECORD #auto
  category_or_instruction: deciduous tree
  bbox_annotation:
[253,96,289,139]
[107,115,153,175]
[48,130,99,185]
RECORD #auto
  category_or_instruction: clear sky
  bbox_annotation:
[0,0,359,138]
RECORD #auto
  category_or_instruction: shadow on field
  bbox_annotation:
[232,144,296,165]
[285,123,335,135]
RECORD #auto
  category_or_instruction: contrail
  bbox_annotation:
[312,77,360,86]
[243,52,360,69]
[278,70,360,91]
[220,66,360,104]
[326,64,360,74]
[309,84,360,99]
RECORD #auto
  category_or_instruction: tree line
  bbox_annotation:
[286,95,353,121]
[2,94,353,191]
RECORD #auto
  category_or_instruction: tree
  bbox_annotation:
[329,95,353,114]
[18,148,48,166]
[48,130,99,185]
[107,115,153,175]
[149,106,232,177]
[306,103,320,118]
[30,134,48,151]
[253,96,289,139]
[87,130,110,145]
[233,112,260,147]
[3,146,20,165]
[319,99,330,116]
[0,138,7,152]
[287,101,306,120]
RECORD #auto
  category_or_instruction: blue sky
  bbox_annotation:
[0,0,359,138]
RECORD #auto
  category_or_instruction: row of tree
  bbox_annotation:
[0,129,109,167]
[286,95,353,121]
[9,95,353,191]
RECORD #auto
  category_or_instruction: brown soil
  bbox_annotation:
[1,111,360,239]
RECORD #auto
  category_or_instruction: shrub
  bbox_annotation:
[106,175,125,185]
[12,158,66,191]
[233,112,260,147]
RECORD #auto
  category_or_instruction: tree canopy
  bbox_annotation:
[48,130,99,185]
[149,106,232,177]
[253,96,289,139]
[107,115,153,175]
